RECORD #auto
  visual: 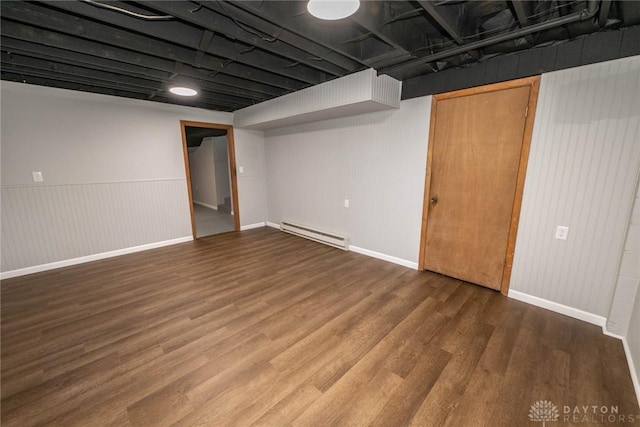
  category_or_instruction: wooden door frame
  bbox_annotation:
[180,120,241,238]
[418,76,541,295]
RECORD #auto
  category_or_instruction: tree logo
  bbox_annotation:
[529,400,560,426]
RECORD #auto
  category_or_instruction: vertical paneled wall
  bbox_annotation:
[607,180,640,335]
[626,283,640,395]
[1,180,191,271]
[234,69,401,129]
[510,56,640,317]
[1,81,233,275]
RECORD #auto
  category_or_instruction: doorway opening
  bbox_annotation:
[180,121,240,238]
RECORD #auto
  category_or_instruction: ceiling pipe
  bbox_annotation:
[379,0,601,76]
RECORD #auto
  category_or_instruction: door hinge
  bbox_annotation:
[525,106,529,118]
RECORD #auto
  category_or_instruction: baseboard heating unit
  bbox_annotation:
[280,221,349,250]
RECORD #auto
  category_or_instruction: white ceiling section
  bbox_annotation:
[233,69,401,130]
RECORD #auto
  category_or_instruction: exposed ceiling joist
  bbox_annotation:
[1,0,638,111]
[38,0,325,86]
[135,0,350,77]
[203,2,363,73]
[380,2,602,76]
[510,0,532,27]
[231,1,394,67]
[599,0,612,26]
[349,2,416,63]
[417,1,464,44]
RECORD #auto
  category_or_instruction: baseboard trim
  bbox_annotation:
[601,327,640,408]
[508,291,640,406]
[240,222,266,231]
[602,327,625,340]
[193,201,218,210]
[507,290,607,327]
[349,245,418,270]
[266,220,417,269]
[0,236,194,280]
[622,336,640,408]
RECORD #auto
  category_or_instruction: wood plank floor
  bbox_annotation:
[2,227,638,426]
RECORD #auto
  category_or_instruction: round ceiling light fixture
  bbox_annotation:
[307,0,360,20]
[169,86,198,96]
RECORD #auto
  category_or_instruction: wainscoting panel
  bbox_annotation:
[510,56,640,317]
[1,179,192,272]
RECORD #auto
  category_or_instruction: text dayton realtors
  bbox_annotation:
[562,405,638,424]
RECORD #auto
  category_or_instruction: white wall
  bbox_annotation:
[259,57,640,398]
[4,59,640,339]
[263,96,431,265]
[627,284,640,402]
[608,180,640,335]
[1,83,229,185]
[0,81,232,275]
[189,137,218,208]
[510,56,640,320]
[213,137,231,205]
[606,174,640,403]
[260,56,640,325]
[234,129,267,227]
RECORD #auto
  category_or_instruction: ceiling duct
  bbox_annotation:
[234,69,401,130]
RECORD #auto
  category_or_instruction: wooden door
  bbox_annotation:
[419,77,540,293]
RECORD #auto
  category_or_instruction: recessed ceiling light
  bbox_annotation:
[307,0,360,20]
[169,86,198,96]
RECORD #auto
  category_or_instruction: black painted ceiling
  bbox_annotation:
[1,1,639,112]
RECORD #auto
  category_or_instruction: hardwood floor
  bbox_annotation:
[1,227,638,426]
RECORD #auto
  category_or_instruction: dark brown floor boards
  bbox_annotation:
[2,227,638,426]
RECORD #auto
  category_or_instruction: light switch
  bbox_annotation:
[239,166,244,174]
[32,171,43,182]
[344,199,350,208]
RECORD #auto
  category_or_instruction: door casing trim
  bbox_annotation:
[418,76,541,295]
[180,120,241,238]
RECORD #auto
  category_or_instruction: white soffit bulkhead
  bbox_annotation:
[233,68,401,130]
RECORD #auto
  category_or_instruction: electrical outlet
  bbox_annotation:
[555,225,569,240]
[32,171,43,182]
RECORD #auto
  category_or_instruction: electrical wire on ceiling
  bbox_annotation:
[80,0,174,20]
[189,3,203,13]
[216,1,283,43]
[307,50,332,61]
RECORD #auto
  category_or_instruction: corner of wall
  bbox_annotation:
[621,287,640,408]
[232,128,268,227]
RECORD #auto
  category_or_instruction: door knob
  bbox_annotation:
[430,195,438,204]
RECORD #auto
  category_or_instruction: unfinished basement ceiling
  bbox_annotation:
[1,1,639,112]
